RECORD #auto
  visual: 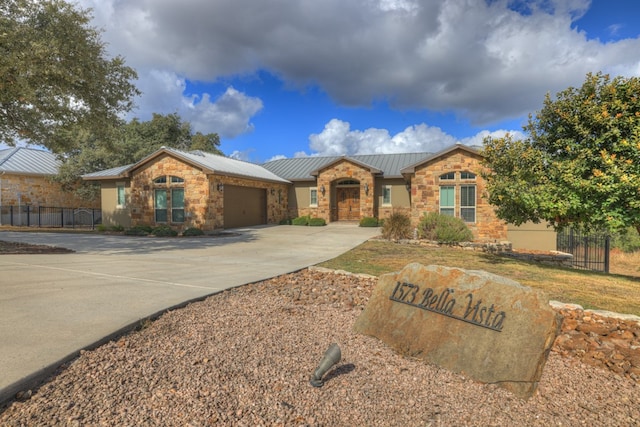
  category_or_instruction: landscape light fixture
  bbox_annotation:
[309,343,342,387]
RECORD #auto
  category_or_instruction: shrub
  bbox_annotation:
[110,224,125,232]
[182,227,204,236]
[611,227,640,253]
[279,218,292,225]
[381,212,412,240]
[292,216,310,226]
[417,212,473,243]
[308,217,326,226]
[96,224,107,232]
[359,217,379,227]
[124,225,151,236]
[152,225,178,237]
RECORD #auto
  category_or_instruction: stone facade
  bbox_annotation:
[315,159,376,223]
[128,154,288,232]
[0,173,99,208]
[409,147,507,241]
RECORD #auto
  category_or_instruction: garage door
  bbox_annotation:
[223,185,267,228]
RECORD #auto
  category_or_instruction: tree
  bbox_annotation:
[482,73,640,234]
[0,0,139,151]
[54,114,223,200]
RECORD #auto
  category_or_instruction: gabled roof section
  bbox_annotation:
[83,147,290,184]
[0,147,60,175]
[309,156,382,177]
[262,152,433,180]
[400,144,482,174]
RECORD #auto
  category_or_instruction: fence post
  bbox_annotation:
[604,236,610,274]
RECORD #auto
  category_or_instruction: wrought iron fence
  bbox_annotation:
[556,227,610,273]
[0,205,102,229]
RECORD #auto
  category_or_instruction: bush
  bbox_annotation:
[381,212,412,240]
[96,224,107,232]
[292,216,310,226]
[279,218,292,225]
[124,225,152,236]
[359,217,379,227]
[417,212,473,243]
[611,227,640,253]
[308,217,326,226]
[152,225,178,237]
[182,227,204,236]
[110,224,125,232]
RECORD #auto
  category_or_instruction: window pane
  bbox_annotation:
[117,185,125,206]
[461,172,476,180]
[170,176,184,183]
[310,188,317,206]
[171,189,184,208]
[383,186,391,204]
[154,176,167,184]
[460,186,475,207]
[440,208,455,217]
[460,208,475,222]
[172,209,184,223]
[440,186,454,216]
[155,189,167,222]
[440,172,455,180]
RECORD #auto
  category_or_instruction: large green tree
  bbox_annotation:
[54,113,222,200]
[483,73,640,234]
[0,0,139,151]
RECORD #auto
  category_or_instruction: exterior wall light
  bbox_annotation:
[321,185,326,196]
[364,182,369,195]
[217,183,224,192]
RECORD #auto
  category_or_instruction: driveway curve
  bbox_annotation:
[0,224,379,404]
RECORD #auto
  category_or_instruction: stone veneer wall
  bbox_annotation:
[0,173,99,208]
[410,149,507,241]
[129,154,288,231]
[316,159,375,223]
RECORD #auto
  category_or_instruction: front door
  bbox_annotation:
[337,187,360,220]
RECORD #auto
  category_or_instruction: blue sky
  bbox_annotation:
[60,1,640,162]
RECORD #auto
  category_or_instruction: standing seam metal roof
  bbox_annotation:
[261,152,433,180]
[0,147,60,175]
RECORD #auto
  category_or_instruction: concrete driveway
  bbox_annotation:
[0,224,379,404]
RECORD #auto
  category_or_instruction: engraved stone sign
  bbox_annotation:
[353,263,562,398]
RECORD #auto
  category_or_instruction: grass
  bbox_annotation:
[317,240,640,316]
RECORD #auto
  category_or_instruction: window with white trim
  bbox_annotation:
[382,185,392,205]
[460,185,476,223]
[116,182,126,208]
[439,186,455,217]
[155,189,167,222]
[310,187,318,207]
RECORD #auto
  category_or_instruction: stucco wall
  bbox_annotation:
[376,178,411,220]
[410,148,507,241]
[100,181,132,228]
[0,173,99,208]
[508,221,557,251]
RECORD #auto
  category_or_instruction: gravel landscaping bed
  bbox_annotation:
[1,268,639,426]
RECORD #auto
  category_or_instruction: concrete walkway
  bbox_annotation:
[0,224,379,404]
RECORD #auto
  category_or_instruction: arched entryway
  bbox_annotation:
[335,179,360,221]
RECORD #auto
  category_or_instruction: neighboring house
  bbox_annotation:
[0,147,99,217]
[83,143,518,243]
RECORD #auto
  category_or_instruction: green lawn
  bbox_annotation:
[317,240,640,316]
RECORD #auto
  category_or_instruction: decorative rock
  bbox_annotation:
[353,263,562,398]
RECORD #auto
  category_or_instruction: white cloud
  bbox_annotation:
[305,118,517,156]
[76,0,640,126]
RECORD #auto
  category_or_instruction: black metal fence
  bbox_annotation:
[0,205,102,229]
[556,227,610,273]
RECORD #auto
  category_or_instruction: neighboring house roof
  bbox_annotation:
[262,152,434,181]
[82,147,291,184]
[0,147,60,175]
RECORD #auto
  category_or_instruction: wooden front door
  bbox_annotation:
[337,187,360,220]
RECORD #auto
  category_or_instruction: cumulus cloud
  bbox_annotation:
[302,118,515,157]
[77,0,640,126]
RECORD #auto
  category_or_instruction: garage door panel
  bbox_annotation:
[223,185,266,228]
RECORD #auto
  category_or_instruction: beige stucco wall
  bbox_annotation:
[410,148,508,241]
[100,181,132,228]
[0,173,99,208]
[376,178,411,220]
[507,221,557,251]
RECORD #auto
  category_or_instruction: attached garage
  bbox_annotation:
[223,185,267,228]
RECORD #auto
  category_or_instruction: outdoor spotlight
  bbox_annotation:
[310,343,341,387]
